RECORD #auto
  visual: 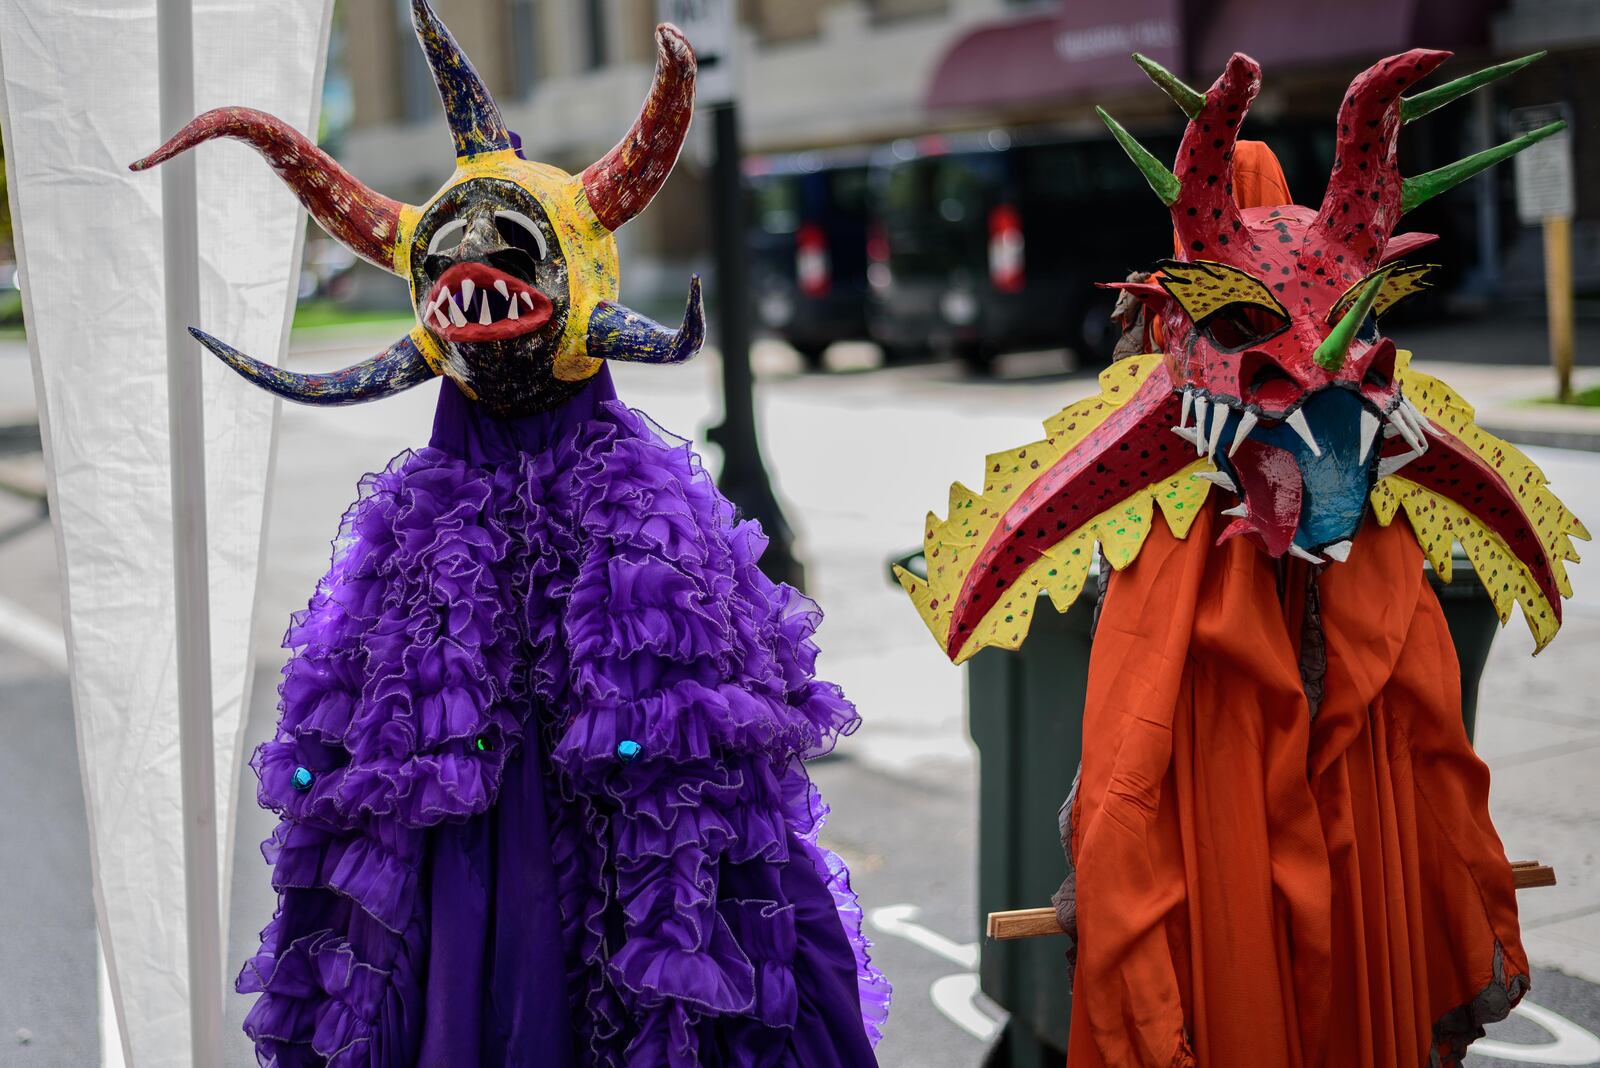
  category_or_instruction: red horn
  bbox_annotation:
[1310,50,1451,271]
[1171,53,1260,259]
[581,24,696,231]
[131,107,409,274]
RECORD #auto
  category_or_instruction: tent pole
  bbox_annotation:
[155,0,225,1063]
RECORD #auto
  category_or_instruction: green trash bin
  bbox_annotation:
[893,548,1502,1067]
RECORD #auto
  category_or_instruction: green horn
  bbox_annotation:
[1132,53,1205,119]
[1314,272,1387,373]
[1097,107,1181,206]
[1401,52,1546,125]
[1401,120,1566,213]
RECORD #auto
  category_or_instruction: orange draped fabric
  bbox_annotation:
[1064,506,1528,1067]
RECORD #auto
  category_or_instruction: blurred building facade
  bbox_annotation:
[334,0,1598,310]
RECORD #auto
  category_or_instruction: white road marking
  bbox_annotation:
[867,904,1007,1042]
[930,973,1003,1043]
[0,594,65,669]
[1474,1000,1600,1065]
[867,904,979,970]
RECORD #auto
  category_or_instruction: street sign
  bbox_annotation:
[657,0,736,106]
[1511,103,1574,225]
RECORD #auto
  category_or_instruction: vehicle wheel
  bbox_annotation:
[956,342,997,377]
[794,343,829,372]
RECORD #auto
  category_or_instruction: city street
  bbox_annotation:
[2,326,1599,1066]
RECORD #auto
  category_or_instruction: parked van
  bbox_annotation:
[866,129,1184,372]
[745,148,874,369]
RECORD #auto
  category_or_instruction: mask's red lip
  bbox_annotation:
[423,262,552,343]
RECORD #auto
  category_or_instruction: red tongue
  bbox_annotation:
[1217,438,1303,558]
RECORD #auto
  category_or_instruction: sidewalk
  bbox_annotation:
[1412,359,1600,451]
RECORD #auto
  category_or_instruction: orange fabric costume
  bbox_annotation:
[1064,137,1524,1068]
[1064,509,1525,1067]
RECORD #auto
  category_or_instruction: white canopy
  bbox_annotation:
[0,1,333,1063]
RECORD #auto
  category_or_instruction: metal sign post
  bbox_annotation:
[155,0,226,1061]
[1512,103,1577,402]
[658,0,805,590]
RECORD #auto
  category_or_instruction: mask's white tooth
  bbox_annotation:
[1228,410,1258,457]
[1359,409,1380,463]
[1401,402,1433,449]
[479,297,493,325]
[1192,396,1210,454]
[1193,470,1237,492]
[1323,540,1353,562]
[433,308,450,331]
[1180,389,1194,429]
[494,279,510,300]
[508,299,520,321]
[1171,425,1203,447]
[461,279,476,306]
[447,298,467,327]
[1288,544,1325,564]
[1388,411,1424,453]
[519,291,534,309]
[1285,408,1321,457]
[1207,406,1228,458]
[1376,449,1420,480]
[1221,503,1249,518]
[1405,399,1443,438]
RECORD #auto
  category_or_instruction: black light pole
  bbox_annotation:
[704,100,805,591]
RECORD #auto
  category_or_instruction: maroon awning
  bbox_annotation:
[927,0,1182,111]
[1193,0,1495,73]
[927,0,1499,113]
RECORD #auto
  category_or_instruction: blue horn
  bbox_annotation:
[410,0,512,160]
[191,327,439,405]
[586,276,705,365]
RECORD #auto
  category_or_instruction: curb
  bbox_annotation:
[1480,422,1600,454]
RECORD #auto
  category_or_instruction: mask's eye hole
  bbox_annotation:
[1356,310,1379,345]
[1200,302,1289,352]
[426,217,468,257]
[494,210,548,261]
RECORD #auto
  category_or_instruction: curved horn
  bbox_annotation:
[131,107,409,274]
[585,275,704,364]
[191,326,439,405]
[1170,53,1260,258]
[581,24,696,231]
[1311,49,1451,271]
[410,0,512,159]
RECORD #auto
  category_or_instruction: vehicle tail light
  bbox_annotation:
[796,222,830,298]
[988,204,1024,294]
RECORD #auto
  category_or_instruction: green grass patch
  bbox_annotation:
[1549,384,1600,407]
[291,298,412,334]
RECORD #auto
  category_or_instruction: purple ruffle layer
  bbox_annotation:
[239,395,888,1066]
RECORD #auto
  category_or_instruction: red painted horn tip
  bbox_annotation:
[1223,51,1262,74]
[655,23,695,64]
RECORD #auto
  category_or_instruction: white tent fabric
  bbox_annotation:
[0,2,333,1064]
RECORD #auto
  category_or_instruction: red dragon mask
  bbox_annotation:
[900,49,1587,662]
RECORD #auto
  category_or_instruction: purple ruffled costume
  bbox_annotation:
[238,368,890,1066]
